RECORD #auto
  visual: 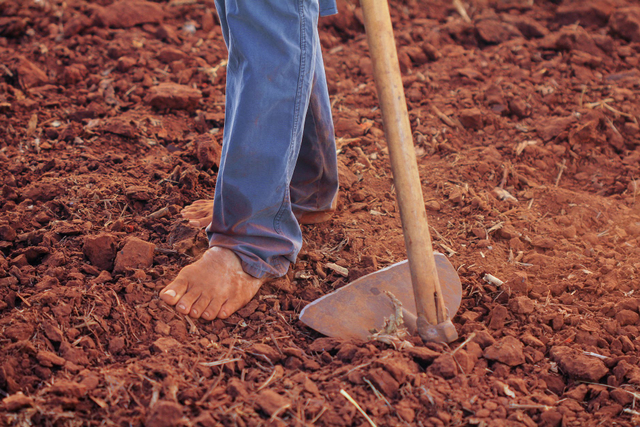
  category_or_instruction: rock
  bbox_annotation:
[113,237,155,273]
[95,1,165,28]
[61,63,88,85]
[367,367,400,397]
[145,401,184,427]
[459,108,483,130]
[509,97,531,118]
[0,224,16,241]
[507,271,530,294]
[488,305,509,330]
[83,234,117,271]
[509,296,535,314]
[472,330,496,349]
[615,309,639,326]
[483,336,525,366]
[520,332,545,349]
[405,346,440,363]
[195,134,222,170]
[425,200,441,211]
[151,337,181,353]
[16,57,49,89]
[23,182,62,202]
[549,346,608,382]
[609,7,640,42]
[337,158,358,189]
[226,378,248,399]
[117,56,137,72]
[47,380,87,397]
[475,20,522,44]
[502,15,548,38]
[157,47,188,63]
[37,350,66,367]
[428,354,457,379]
[537,116,575,141]
[531,236,556,249]
[538,409,563,427]
[556,2,613,28]
[42,322,63,342]
[4,323,34,341]
[125,185,155,201]
[256,390,291,416]
[2,392,33,411]
[248,343,282,363]
[108,336,126,354]
[145,83,202,110]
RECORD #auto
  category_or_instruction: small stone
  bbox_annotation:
[195,134,222,170]
[152,337,181,353]
[117,56,137,72]
[337,159,358,189]
[145,401,184,427]
[16,57,49,89]
[538,409,563,427]
[37,350,66,367]
[367,367,400,397]
[248,343,282,363]
[2,392,33,411]
[428,354,457,379]
[472,330,496,349]
[531,236,555,249]
[425,200,441,212]
[483,336,525,367]
[0,224,17,241]
[145,83,202,110]
[507,272,530,294]
[475,19,522,44]
[4,323,34,341]
[95,0,165,29]
[405,346,440,363]
[615,309,639,326]
[509,296,535,314]
[488,305,509,330]
[459,107,484,130]
[556,2,613,28]
[157,47,188,63]
[549,346,608,382]
[113,237,155,273]
[610,7,640,42]
[108,336,126,354]
[83,234,117,271]
[42,322,63,342]
[47,380,87,397]
[256,390,291,417]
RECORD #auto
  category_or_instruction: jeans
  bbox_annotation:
[207,0,339,279]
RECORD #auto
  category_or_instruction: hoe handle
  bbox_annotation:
[360,0,453,339]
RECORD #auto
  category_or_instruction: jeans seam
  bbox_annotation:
[274,0,308,236]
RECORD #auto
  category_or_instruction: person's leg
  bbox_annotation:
[161,0,321,320]
[181,34,338,227]
[290,30,339,220]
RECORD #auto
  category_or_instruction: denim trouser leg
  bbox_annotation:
[290,33,339,216]
[209,0,338,279]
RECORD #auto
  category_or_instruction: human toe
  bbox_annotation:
[160,278,188,305]
[189,294,214,319]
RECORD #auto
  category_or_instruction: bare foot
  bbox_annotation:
[181,199,213,228]
[181,198,337,228]
[160,247,265,321]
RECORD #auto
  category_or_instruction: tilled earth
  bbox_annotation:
[2,0,640,426]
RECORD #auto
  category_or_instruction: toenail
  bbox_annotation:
[203,312,211,318]
[164,289,177,297]
[178,303,186,311]
[191,309,198,316]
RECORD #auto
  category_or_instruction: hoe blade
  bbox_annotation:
[299,253,462,341]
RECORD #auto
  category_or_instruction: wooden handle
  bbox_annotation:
[360,0,447,325]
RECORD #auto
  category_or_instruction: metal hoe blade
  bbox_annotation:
[299,253,462,341]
